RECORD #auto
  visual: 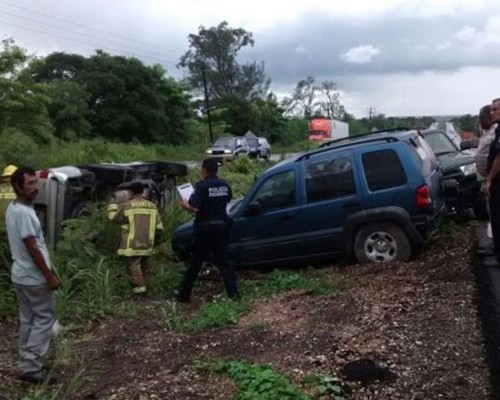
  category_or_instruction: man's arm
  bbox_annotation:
[180,182,203,214]
[23,237,60,290]
[484,153,500,197]
[110,203,127,224]
[180,200,198,214]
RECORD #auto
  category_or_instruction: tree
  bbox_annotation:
[213,93,286,139]
[29,51,193,144]
[452,114,478,134]
[45,81,91,140]
[25,52,85,82]
[79,52,193,143]
[178,21,270,103]
[282,76,319,119]
[318,81,345,120]
[0,39,54,143]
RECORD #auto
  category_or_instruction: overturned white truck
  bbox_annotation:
[34,161,188,249]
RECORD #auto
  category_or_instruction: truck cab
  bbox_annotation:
[35,161,188,249]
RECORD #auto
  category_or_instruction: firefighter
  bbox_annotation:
[0,164,17,216]
[109,182,164,295]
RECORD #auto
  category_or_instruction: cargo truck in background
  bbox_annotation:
[34,161,188,250]
[308,118,349,142]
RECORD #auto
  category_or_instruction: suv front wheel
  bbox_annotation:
[354,222,411,263]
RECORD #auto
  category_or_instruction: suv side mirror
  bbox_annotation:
[243,201,262,216]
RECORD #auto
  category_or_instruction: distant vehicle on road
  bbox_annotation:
[247,137,271,161]
[206,137,249,161]
[173,128,445,266]
[308,118,349,142]
[421,129,487,220]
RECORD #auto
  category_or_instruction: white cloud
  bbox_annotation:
[436,42,453,51]
[295,45,307,54]
[449,17,500,49]
[340,66,500,117]
[453,26,479,42]
[340,45,380,64]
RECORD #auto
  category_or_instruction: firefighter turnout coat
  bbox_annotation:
[0,182,16,215]
[108,197,164,257]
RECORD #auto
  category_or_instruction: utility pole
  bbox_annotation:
[368,106,376,120]
[201,68,214,143]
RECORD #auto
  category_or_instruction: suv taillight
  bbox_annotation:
[416,185,432,211]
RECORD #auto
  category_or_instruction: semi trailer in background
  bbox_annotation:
[308,118,349,142]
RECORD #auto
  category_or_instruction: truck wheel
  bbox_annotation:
[354,222,411,263]
[472,191,489,221]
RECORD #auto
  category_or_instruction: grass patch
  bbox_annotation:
[196,359,346,400]
[196,359,309,400]
[172,270,333,332]
[438,216,471,238]
[242,269,333,298]
[180,298,251,332]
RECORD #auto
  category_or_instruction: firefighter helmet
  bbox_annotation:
[1,164,17,178]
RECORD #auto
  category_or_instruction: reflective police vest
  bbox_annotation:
[0,182,15,216]
[109,197,163,257]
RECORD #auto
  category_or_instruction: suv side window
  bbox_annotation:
[362,150,407,191]
[250,170,295,212]
[306,156,355,203]
[414,135,437,176]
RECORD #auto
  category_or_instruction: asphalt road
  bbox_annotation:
[184,152,300,169]
[474,223,500,399]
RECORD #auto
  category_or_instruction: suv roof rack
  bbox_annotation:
[318,127,410,148]
[296,127,414,162]
[297,137,402,162]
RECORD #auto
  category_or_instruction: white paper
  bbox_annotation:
[177,183,194,202]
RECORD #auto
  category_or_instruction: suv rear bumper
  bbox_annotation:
[412,206,446,242]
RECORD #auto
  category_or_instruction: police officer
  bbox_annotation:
[175,158,239,302]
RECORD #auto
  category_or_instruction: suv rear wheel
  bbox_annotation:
[354,222,411,263]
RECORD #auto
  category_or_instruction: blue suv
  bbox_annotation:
[172,129,445,265]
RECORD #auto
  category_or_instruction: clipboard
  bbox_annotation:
[177,183,194,202]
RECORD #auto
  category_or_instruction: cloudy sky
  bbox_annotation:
[1,0,499,117]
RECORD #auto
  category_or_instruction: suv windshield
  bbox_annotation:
[424,132,459,155]
[214,138,235,147]
[246,138,259,147]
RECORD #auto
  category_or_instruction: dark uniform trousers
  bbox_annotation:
[178,223,239,299]
[490,180,500,259]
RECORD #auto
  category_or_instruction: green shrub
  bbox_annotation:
[197,360,347,400]
[181,298,250,332]
[196,360,309,400]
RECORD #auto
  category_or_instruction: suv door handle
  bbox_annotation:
[343,202,360,208]
[277,213,294,220]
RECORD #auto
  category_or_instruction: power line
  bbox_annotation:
[0,9,179,62]
[0,0,175,53]
[0,19,176,66]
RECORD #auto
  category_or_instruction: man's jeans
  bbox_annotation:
[14,284,56,374]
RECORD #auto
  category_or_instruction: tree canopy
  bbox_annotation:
[178,21,270,103]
